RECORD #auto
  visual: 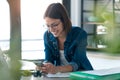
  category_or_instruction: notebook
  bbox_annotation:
[70,67,120,80]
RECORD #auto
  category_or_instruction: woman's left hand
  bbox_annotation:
[41,62,57,74]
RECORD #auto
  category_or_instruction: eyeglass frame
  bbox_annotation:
[44,21,61,29]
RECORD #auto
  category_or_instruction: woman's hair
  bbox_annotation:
[44,3,72,34]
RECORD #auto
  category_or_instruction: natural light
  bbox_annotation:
[0,1,10,50]
[0,0,62,60]
[21,0,62,60]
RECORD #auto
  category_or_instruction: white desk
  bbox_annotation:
[21,60,70,80]
[21,76,69,80]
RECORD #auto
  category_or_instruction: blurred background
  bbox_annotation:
[0,0,120,79]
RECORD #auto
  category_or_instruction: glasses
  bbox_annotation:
[44,21,61,29]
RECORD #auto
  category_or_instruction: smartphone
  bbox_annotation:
[33,60,44,67]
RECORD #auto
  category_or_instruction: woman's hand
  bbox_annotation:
[36,62,73,74]
[40,62,57,74]
[42,62,57,74]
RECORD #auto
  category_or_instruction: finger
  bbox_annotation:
[41,67,48,73]
[36,66,41,70]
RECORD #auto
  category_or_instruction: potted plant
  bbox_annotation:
[101,11,120,54]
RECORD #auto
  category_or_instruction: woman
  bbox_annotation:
[37,3,93,74]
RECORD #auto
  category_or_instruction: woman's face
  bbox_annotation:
[44,17,65,38]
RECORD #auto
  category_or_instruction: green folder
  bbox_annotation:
[70,67,120,80]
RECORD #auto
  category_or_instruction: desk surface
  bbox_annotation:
[21,61,70,80]
[21,76,70,80]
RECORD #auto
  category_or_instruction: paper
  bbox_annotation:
[46,72,70,77]
[83,67,120,76]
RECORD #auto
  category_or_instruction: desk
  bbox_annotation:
[21,60,70,80]
[21,76,70,80]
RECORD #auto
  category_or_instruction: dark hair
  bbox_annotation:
[44,3,72,34]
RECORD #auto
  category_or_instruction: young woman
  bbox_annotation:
[37,3,93,74]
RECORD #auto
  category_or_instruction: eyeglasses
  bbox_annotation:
[44,21,61,29]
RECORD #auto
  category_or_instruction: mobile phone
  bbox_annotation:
[33,61,43,67]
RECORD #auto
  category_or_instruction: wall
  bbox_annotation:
[71,0,81,27]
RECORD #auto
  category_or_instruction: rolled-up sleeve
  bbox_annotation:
[69,62,78,71]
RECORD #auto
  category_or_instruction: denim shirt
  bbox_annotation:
[43,26,93,71]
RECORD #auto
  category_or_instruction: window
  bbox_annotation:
[21,0,62,60]
[0,1,10,51]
